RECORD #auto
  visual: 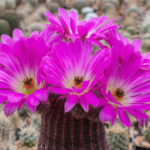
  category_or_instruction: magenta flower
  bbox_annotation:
[44,8,119,46]
[99,36,150,127]
[0,29,49,116]
[106,30,142,50]
[39,39,110,112]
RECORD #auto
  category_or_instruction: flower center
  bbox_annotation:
[73,76,84,88]
[23,77,34,89]
[22,77,37,95]
[113,88,125,101]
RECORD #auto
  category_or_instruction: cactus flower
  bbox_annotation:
[0,29,49,116]
[99,36,150,127]
[43,8,119,46]
[39,39,110,112]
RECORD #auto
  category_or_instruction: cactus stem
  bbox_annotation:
[37,95,109,150]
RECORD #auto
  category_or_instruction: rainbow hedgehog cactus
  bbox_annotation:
[0,8,150,150]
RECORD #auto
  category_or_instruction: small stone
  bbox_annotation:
[22,0,38,7]
[127,5,140,15]
[102,2,117,13]
[5,0,16,9]
[146,1,150,10]
[134,136,143,146]
[16,0,22,6]
[46,0,51,3]
[27,5,47,22]
[73,0,87,13]
[28,22,43,33]
[84,12,98,21]
[70,8,79,14]
[36,5,48,20]
[81,7,94,16]
[39,0,46,3]
[0,0,6,14]
[51,0,65,7]
[102,0,119,8]
[16,3,34,21]
[47,2,60,14]
[126,26,138,35]
[142,33,150,39]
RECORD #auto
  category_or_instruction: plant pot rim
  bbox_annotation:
[134,144,150,149]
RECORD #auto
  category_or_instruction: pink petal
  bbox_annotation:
[82,81,90,90]
[126,109,148,119]
[99,104,116,125]
[69,10,79,24]
[30,31,39,37]
[98,97,108,107]
[65,95,78,112]
[1,34,12,44]
[13,28,24,40]
[80,95,89,112]
[58,8,70,24]
[26,94,40,106]
[8,93,25,103]
[4,102,18,116]
[48,87,71,95]
[84,92,99,107]
[26,96,37,113]
[33,89,49,102]
[137,118,148,128]
[0,95,7,104]
[132,39,141,51]
[118,108,131,127]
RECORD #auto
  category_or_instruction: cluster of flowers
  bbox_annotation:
[0,8,150,127]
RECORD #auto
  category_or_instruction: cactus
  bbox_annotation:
[19,105,31,118]
[10,112,19,129]
[3,11,19,34]
[102,2,116,13]
[142,11,150,33]
[20,125,38,147]
[0,19,10,35]
[0,112,12,142]
[144,126,150,143]
[142,34,150,52]
[47,2,60,14]
[31,114,41,131]
[127,5,140,15]
[142,41,150,52]
[126,26,138,35]
[102,0,119,6]
[107,125,129,150]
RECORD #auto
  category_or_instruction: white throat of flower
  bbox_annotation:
[12,73,43,96]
